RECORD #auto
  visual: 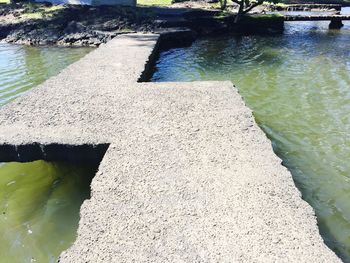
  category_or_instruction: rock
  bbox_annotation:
[58,31,106,46]
[329,18,344,29]
[0,24,14,39]
[101,19,120,31]
[63,21,86,34]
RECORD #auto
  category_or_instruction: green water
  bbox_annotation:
[0,43,92,106]
[153,17,350,261]
[0,161,97,263]
[0,44,94,262]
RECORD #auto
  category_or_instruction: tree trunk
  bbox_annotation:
[234,1,244,23]
[220,0,227,10]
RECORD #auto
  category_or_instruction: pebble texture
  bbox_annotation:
[0,33,342,262]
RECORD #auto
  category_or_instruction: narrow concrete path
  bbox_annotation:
[0,34,341,262]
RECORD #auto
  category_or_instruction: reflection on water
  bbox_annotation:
[0,45,94,262]
[0,44,92,106]
[0,161,97,263]
[153,16,350,261]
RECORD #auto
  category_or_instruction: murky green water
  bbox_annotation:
[153,15,350,261]
[0,44,94,262]
[0,43,92,106]
[0,161,97,263]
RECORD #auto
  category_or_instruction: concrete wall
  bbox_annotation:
[35,0,136,6]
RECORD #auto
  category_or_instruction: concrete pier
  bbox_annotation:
[0,34,342,262]
[284,15,350,29]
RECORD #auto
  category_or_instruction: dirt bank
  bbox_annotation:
[0,3,157,46]
[0,2,286,47]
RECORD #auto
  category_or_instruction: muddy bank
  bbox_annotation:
[1,0,314,47]
[0,3,284,46]
[0,4,158,46]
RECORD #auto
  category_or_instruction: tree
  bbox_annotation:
[219,0,228,9]
[220,0,277,22]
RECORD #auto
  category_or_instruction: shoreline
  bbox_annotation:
[0,2,344,47]
[0,4,158,46]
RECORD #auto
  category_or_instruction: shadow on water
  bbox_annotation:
[152,16,350,262]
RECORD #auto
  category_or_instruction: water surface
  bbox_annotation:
[0,43,92,106]
[153,14,350,261]
[0,161,97,263]
[0,44,94,262]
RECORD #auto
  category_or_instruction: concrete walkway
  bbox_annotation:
[0,34,341,262]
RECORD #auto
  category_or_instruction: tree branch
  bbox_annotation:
[242,0,263,14]
[231,0,241,5]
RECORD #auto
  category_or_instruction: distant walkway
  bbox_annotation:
[0,33,342,262]
[284,14,350,28]
[282,3,342,11]
[284,14,350,21]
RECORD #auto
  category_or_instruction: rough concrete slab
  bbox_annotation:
[0,33,159,145]
[0,33,342,262]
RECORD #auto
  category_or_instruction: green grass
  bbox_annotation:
[21,4,64,19]
[137,0,172,6]
[0,0,10,4]
[214,10,232,19]
[263,1,288,7]
[241,13,284,24]
[250,13,284,18]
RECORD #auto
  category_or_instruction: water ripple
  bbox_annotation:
[0,44,92,106]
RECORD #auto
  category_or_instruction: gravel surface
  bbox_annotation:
[0,33,342,262]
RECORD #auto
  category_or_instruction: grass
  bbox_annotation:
[252,13,284,18]
[21,4,64,19]
[137,0,172,6]
[243,13,284,22]
[264,1,288,7]
[214,10,231,19]
[0,1,64,20]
